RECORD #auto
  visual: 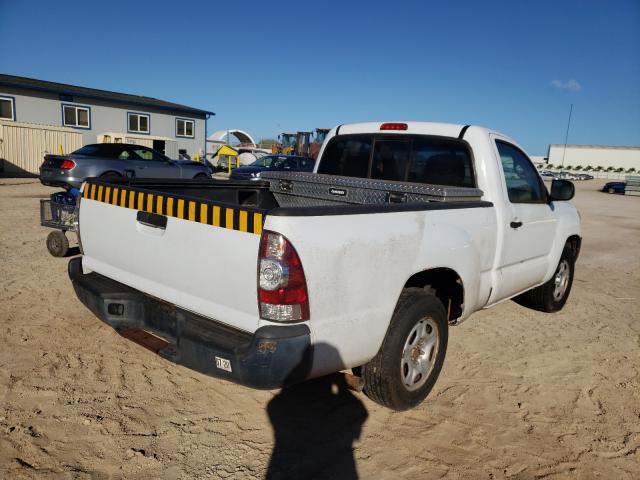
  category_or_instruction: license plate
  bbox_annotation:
[215,356,232,372]
[42,170,52,177]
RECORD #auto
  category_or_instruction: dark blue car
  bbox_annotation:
[601,181,625,194]
[230,155,315,181]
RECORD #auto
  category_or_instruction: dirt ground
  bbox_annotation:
[0,179,638,480]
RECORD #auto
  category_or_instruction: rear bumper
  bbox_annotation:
[39,168,82,189]
[68,257,311,389]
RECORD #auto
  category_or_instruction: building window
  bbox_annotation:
[128,112,150,134]
[176,118,195,138]
[0,96,15,121]
[62,104,90,129]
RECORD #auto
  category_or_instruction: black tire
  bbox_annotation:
[193,173,209,180]
[361,288,448,411]
[46,231,69,257]
[513,243,575,312]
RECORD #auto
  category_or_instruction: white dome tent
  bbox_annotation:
[208,129,256,147]
[207,129,270,170]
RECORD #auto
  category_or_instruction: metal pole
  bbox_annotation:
[561,104,573,169]
[204,113,209,163]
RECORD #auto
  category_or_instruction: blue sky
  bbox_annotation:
[1,0,638,154]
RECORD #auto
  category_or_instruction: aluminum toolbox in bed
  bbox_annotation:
[260,171,484,207]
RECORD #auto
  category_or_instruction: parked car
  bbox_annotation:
[561,172,593,180]
[539,170,557,180]
[557,171,579,180]
[40,143,212,189]
[69,121,580,411]
[230,155,315,180]
[601,181,625,194]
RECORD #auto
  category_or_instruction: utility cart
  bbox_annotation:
[40,191,79,257]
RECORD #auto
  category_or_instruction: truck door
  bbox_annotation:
[491,137,558,301]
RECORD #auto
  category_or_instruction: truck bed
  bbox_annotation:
[83,175,487,219]
[80,176,494,239]
[79,176,493,333]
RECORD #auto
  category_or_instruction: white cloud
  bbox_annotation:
[551,79,581,92]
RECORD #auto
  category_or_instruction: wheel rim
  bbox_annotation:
[401,317,439,391]
[553,259,570,301]
[49,235,60,251]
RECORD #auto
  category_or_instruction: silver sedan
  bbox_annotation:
[39,143,212,189]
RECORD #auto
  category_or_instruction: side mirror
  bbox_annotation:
[550,179,575,201]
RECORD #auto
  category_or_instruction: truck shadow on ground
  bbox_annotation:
[266,367,369,479]
[64,246,81,257]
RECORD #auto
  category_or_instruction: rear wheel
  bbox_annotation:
[46,231,69,257]
[361,288,448,411]
[99,171,121,181]
[514,243,575,312]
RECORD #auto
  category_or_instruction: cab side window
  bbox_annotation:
[496,141,547,203]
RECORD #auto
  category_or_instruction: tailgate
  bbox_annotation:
[78,180,266,333]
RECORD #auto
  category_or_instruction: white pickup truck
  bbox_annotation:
[69,122,581,410]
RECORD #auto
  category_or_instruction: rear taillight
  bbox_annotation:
[258,231,309,322]
[380,122,408,131]
[59,159,76,170]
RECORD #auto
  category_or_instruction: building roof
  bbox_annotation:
[0,73,214,117]
[549,144,640,150]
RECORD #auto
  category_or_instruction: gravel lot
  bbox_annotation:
[1,179,638,479]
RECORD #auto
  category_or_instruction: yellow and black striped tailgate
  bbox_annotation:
[82,180,265,235]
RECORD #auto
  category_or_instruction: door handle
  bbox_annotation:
[510,220,523,229]
[137,211,167,229]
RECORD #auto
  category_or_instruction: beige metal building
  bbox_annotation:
[546,144,640,171]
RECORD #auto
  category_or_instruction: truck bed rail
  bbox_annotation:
[82,179,267,235]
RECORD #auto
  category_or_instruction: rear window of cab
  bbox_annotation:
[318,134,476,188]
